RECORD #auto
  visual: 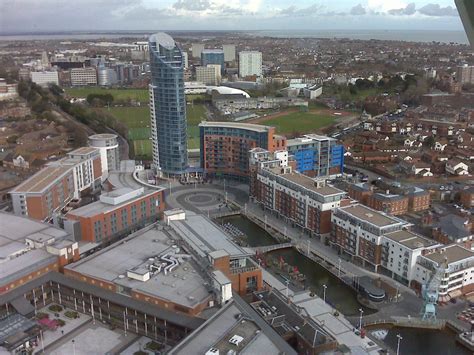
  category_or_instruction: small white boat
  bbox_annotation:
[371,329,388,340]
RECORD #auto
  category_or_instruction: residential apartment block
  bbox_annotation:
[286,134,345,177]
[10,147,102,222]
[251,162,347,235]
[331,204,408,272]
[30,71,59,87]
[199,122,286,180]
[65,187,164,244]
[239,51,262,78]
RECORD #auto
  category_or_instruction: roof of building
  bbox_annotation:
[371,192,406,202]
[10,164,72,194]
[88,133,117,140]
[66,189,159,218]
[350,183,371,192]
[68,146,98,155]
[199,121,273,133]
[0,212,69,285]
[385,230,438,250]
[149,32,176,49]
[435,214,473,240]
[281,172,345,197]
[169,212,249,258]
[338,204,405,228]
[424,244,474,265]
[287,134,336,146]
[65,225,211,310]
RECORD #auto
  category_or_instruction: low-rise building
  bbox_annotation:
[460,187,474,208]
[0,212,78,294]
[432,214,474,248]
[331,204,409,271]
[413,244,474,300]
[366,193,409,216]
[65,187,164,243]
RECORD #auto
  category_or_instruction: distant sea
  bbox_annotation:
[249,29,469,44]
[0,29,469,44]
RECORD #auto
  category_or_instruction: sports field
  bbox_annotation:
[260,111,336,134]
[66,88,149,103]
[103,102,206,158]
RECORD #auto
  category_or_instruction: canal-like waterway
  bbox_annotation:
[219,215,471,354]
[220,215,369,316]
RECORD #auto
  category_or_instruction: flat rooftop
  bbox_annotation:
[65,226,210,309]
[385,230,438,250]
[424,245,474,265]
[287,134,335,146]
[10,164,72,194]
[0,212,68,284]
[170,300,291,355]
[68,146,98,155]
[169,212,249,258]
[67,189,156,218]
[338,204,404,228]
[281,172,345,197]
[199,121,273,133]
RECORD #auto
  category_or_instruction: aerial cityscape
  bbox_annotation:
[0,0,474,354]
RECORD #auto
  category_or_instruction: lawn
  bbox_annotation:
[102,102,206,157]
[262,111,336,135]
[66,88,149,103]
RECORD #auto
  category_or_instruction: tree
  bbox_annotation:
[423,136,435,148]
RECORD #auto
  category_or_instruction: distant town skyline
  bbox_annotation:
[0,0,465,33]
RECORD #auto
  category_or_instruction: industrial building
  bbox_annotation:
[199,122,286,180]
[149,32,188,176]
[286,134,344,178]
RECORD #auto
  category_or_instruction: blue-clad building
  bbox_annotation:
[287,134,344,177]
[149,32,188,176]
[201,49,225,74]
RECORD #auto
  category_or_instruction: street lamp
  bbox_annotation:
[358,308,364,330]
[396,334,403,355]
[338,258,342,277]
[72,339,76,355]
[322,284,327,303]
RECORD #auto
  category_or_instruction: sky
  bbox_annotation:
[0,0,466,33]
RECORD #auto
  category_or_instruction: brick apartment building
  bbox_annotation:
[199,122,286,180]
[251,163,347,235]
[330,204,408,271]
[10,147,102,222]
[348,183,430,216]
[65,187,165,244]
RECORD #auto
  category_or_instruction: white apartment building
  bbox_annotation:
[239,51,262,78]
[413,244,474,300]
[383,230,439,285]
[30,71,59,87]
[182,51,189,69]
[71,67,97,86]
[192,43,205,58]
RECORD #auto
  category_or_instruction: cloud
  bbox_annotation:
[418,4,458,17]
[173,0,210,11]
[350,4,366,16]
[388,3,416,16]
[277,3,323,17]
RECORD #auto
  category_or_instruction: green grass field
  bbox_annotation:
[66,88,149,103]
[102,102,206,157]
[262,111,336,134]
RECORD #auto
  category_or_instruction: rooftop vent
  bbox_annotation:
[366,213,373,218]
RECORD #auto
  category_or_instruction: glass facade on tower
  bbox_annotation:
[149,32,188,175]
